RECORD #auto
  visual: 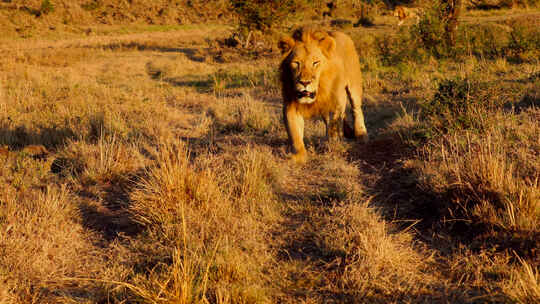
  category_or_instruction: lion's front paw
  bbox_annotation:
[289,151,307,164]
[356,131,369,144]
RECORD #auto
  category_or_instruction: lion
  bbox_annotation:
[393,5,423,26]
[278,27,368,163]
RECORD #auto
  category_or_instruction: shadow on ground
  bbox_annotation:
[145,63,268,96]
[347,130,539,264]
[0,125,76,150]
[88,41,274,64]
[94,41,208,62]
[76,177,144,244]
[50,156,145,244]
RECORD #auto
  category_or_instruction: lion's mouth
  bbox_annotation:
[297,90,316,99]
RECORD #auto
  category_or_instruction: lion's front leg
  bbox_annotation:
[284,104,307,163]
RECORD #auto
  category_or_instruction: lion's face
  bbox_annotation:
[287,44,326,104]
[394,7,405,19]
[279,30,335,104]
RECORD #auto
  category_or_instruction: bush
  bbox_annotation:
[230,0,307,31]
[40,0,55,15]
[375,1,464,63]
[354,3,376,27]
[375,29,428,65]
[465,0,540,9]
[462,21,540,62]
[418,78,502,136]
[464,23,510,58]
[377,3,540,64]
[506,20,540,61]
[409,0,458,58]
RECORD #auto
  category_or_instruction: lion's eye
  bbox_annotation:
[291,61,299,68]
[313,61,320,67]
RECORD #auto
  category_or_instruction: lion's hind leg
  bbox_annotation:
[343,119,355,139]
[346,85,368,143]
[324,90,348,141]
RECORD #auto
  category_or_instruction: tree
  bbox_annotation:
[442,0,462,46]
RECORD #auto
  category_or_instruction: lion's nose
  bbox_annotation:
[298,80,311,87]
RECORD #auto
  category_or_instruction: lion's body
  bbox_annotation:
[394,6,423,26]
[278,27,368,163]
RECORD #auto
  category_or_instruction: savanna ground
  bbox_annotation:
[0,2,539,303]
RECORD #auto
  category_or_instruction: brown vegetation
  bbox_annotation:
[0,1,539,303]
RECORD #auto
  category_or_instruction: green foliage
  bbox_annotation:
[418,78,502,137]
[506,20,540,61]
[355,3,376,27]
[409,1,456,58]
[40,0,55,15]
[81,1,101,11]
[230,0,307,31]
[376,6,540,65]
[422,78,474,117]
[375,30,428,65]
[374,1,460,64]
[464,24,509,58]
[463,21,540,62]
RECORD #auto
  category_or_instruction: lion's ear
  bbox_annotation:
[278,36,295,55]
[317,34,336,56]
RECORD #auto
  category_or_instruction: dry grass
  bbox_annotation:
[0,0,231,40]
[127,142,281,303]
[419,115,539,231]
[1,4,539,304]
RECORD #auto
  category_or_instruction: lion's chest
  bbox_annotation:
[296,78,343,118]
[297,90,340,119]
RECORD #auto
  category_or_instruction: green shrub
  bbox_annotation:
[377,4,540,64]
[376,1,464,63]
[506,20,540,61]
[230,0,307,31]
[464,24,510,59]
[375,30,428,65]
[40,0,55,15]
[81,1,101,11]
[423,79,474,116]
[354,3,376,27]
[460,21,540,61]
[422,79,476,135]
[418,78,505,136]
[409,1,456,58]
